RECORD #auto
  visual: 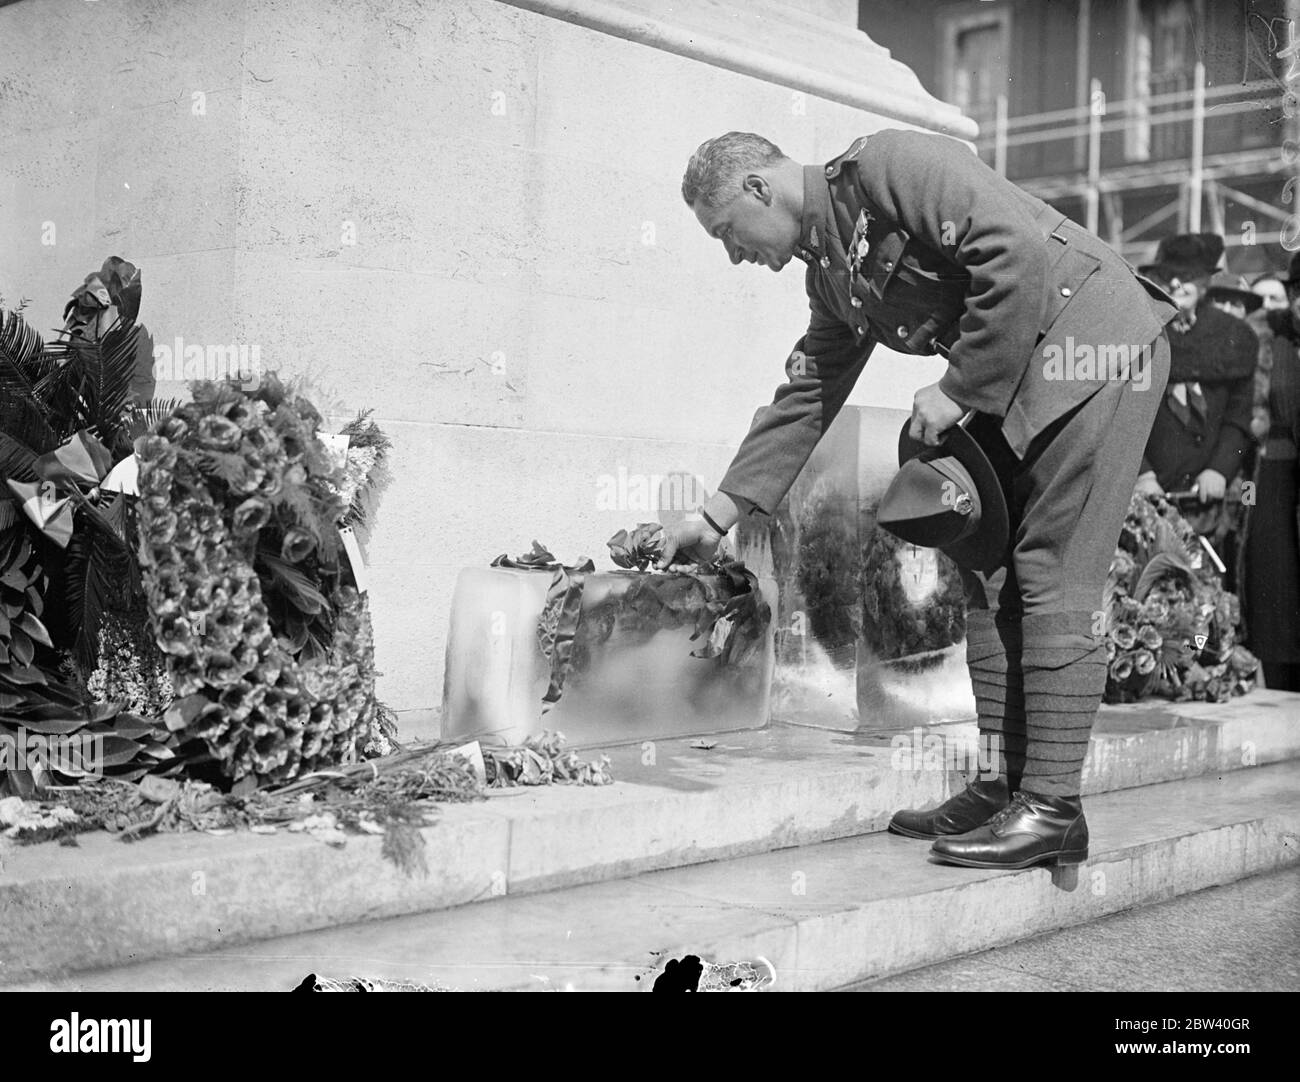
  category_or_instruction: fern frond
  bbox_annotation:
[197,449,251,488]
[123,397,182,442]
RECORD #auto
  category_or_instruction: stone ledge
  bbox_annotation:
[497,0,977,139]
[13,760,1300,990]
[2,691,1296,984]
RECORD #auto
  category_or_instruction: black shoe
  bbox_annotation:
[929,790,1089,869]
[888,778,1010,840]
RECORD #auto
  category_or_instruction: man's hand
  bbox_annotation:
[1134,471,1164,498]
[909,383,966,447]
[1193,468,1227,503]
[656,518,724,569]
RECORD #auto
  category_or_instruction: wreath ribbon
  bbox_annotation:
[4,431,135,548]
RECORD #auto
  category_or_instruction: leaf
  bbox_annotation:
[138,775,181,803]
[8,626,33,667]
[15,611,50,647]
[64,520,134,671]
[2,715,90,734]
[94,735,151,769]
[258,550,329,617]
[39,320,142,449]
[1134,552,1194,604]
[0,433,42,484]
[164,694,212,733]
[3,663,47,686]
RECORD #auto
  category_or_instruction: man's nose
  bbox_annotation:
[724,239,744,265]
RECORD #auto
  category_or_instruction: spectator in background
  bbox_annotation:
[1240,252,1300,692]
[1202,271,1264,586]
[1134,235,1256,546]
[1207,271,1263,322]
[1252,271,1288,314]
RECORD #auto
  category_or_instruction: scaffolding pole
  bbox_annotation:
[1188,60,1205,232]
[1087,77,1103,235]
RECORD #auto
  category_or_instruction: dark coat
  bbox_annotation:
[718,128,1179,517]
[1138,304,1257,491]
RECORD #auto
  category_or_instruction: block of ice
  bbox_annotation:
[442,566,776,747]
[735,404,976,731]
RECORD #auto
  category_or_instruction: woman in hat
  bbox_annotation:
[1240,252,1300,691]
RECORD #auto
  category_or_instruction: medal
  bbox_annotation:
[850,208,872,273]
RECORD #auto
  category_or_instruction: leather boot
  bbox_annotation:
[888,778,1010,840]
[929,790,1089,869]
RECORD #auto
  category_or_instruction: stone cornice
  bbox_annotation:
[497,0,979,139]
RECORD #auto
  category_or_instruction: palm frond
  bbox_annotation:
[0,432,41,484]
[0,305,46,385]
[123,397,183,442]
[64,521,135,672]
[35,319,141,451]
[0,307,61,449]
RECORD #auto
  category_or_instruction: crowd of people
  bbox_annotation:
[1135,234,1300,692]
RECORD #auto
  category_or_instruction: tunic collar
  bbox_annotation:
[796,164,838,268]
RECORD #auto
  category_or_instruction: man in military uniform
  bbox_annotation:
[660,128,1178,868]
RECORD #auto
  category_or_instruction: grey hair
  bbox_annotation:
[681,132,788,209]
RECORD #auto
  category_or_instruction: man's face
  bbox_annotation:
[1210,296,1247,320]
[1254,278,1288,311]
[693,175,800,272]
[1166,274,1208,312]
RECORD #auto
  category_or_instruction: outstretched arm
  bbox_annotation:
[715,282,873,519]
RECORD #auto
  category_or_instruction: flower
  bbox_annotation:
[146,509,178,546]
[196,413,243,450]
[1137,624,1163,651]
[1109,624,1137,650]
[232,497,271,533]
[1109,654,1134,682]
[1133,648,1157,676]
[280,526,317,563]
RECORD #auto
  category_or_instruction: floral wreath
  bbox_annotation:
[135,375,387,788]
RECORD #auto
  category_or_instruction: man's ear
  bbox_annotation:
[743,173,772,205]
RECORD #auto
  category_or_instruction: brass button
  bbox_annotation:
[884,260,894,270]
[851,296,863,308]
[857,325,865,335]
[825,165,834,176]
[819,256,830,269]
[896,325,908,338]
[1060,286,1072,297]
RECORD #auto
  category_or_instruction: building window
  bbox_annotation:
[939,7,1011,140]
[1126,0,1201,162]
